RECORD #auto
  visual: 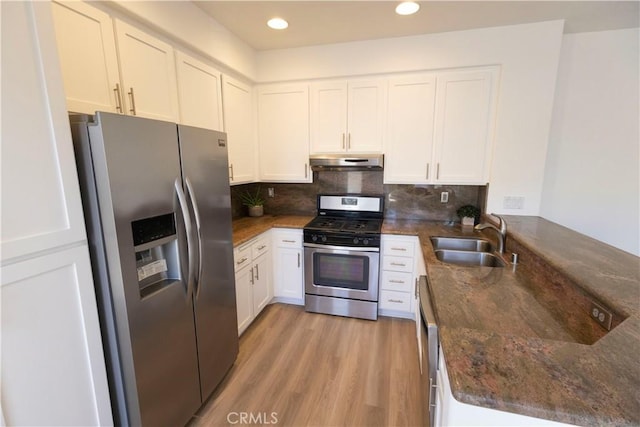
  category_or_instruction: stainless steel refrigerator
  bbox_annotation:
[70,112,238,426]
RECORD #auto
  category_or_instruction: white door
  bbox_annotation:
[433,70,494,184]
[347,79,386,153]
[115,20,179,121]
[235,266,254,334]
[175,50,223,130]
[252,254,272,316]
[385,74,437,184]
[1,0,87,262]
[310,81,347,153]
[1,246,112,426]
[51,0,121,114]
[274,248,304,300]
[258,84,311,182]
[223,75,255,184]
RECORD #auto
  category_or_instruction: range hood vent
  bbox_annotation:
[309,154,384,171]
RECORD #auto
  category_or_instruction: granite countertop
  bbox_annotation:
[232,215,313,246]
[383,217,640,426]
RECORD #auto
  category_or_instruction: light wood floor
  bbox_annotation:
[190,303,422,427]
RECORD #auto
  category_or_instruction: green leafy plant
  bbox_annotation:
[456,204,481,220]
[240,187,265,207]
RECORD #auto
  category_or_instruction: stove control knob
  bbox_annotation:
[321,235,327,243]
[311,235,318,242]
[353,237,359,244]
[363,238,369,245]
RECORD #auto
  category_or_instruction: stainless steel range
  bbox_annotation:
[303,194,384,320]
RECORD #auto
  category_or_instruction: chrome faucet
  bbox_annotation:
[475,214,507,254]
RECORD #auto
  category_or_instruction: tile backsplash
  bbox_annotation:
[230,171,486,222]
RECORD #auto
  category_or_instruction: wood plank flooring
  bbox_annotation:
[190,303,422,427]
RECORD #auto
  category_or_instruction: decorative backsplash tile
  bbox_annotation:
[231,171,486,221]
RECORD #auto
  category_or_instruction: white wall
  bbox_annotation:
[256,21,565,216]
[107,1,257,81]
[541,28,640,256]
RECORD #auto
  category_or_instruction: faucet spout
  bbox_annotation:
[474,214,507,254]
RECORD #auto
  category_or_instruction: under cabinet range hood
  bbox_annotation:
[309,154,384,171]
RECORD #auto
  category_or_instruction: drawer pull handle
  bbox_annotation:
[391,247,406,251]
[389,279,404,284]
[388,299,404,304]
[236,257,248,265]
[390,262,406,267]
[282,239,296,243]
[257,245,267,250]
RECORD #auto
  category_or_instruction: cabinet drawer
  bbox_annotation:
[383,239,415,257]
[233,244,252,272]
[273,231,302,248]
[380,271,413,293]
[379,290,412,312]
[252,237,270,259]
[382,255,414,273]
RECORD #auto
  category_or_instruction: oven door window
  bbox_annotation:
[313,252,369,291]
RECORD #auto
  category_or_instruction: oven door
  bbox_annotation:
[304,243,379,302]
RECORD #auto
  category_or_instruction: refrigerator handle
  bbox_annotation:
[185,177,203,299]
[175,178,196,301]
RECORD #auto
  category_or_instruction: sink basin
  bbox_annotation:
[431,236,493,252]
[434,249,506,267]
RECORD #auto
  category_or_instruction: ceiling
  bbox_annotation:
[193,1,640,51]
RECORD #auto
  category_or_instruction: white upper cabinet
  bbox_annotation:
[257,84,311,182]
[310,79,386,154]
[51,0,121,114]
[384,68,497,185]
[175,51,223,131]
[385,74,437,184]
[1,0,87,262]
[433,70,495,184]
[223,75,255,184]
[114,19,179,122]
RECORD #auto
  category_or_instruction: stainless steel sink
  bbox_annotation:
[430,236,493,252]
[434,249,506,267]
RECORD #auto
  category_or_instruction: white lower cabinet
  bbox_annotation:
[233,232,272,335]
[272,229,304,305]
[379,235,419,318]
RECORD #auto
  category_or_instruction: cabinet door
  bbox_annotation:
[51,1,121,114]
[274,247,304,301]
[1,245,112,426]
[310,81,347,153]
[347,79,386,153]
[258,84,311,182]
[433,70,495,184]
[223,75,255,184]
[252,253,272,316]
[235,265,254,335]
[114,20,179,121]
[385,74,437,184]
[1,0,87,262]
[175,51,223,130]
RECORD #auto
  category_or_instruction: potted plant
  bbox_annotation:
[241,187,265,217]
[456,205,481,227]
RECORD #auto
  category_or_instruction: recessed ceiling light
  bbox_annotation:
[395,2,420,16]
[267,17,288,30]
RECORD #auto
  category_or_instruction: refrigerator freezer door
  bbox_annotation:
[88,112,201,426]
[178,125,239,399]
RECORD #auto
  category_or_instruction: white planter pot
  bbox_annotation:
[461,216,475,226]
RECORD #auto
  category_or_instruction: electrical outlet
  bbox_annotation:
[268,188,275,198]
[503,196,524,209]
[440,192,449,203]
[590,301,613,330]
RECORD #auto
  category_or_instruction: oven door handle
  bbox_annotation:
[303,242,380,253]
